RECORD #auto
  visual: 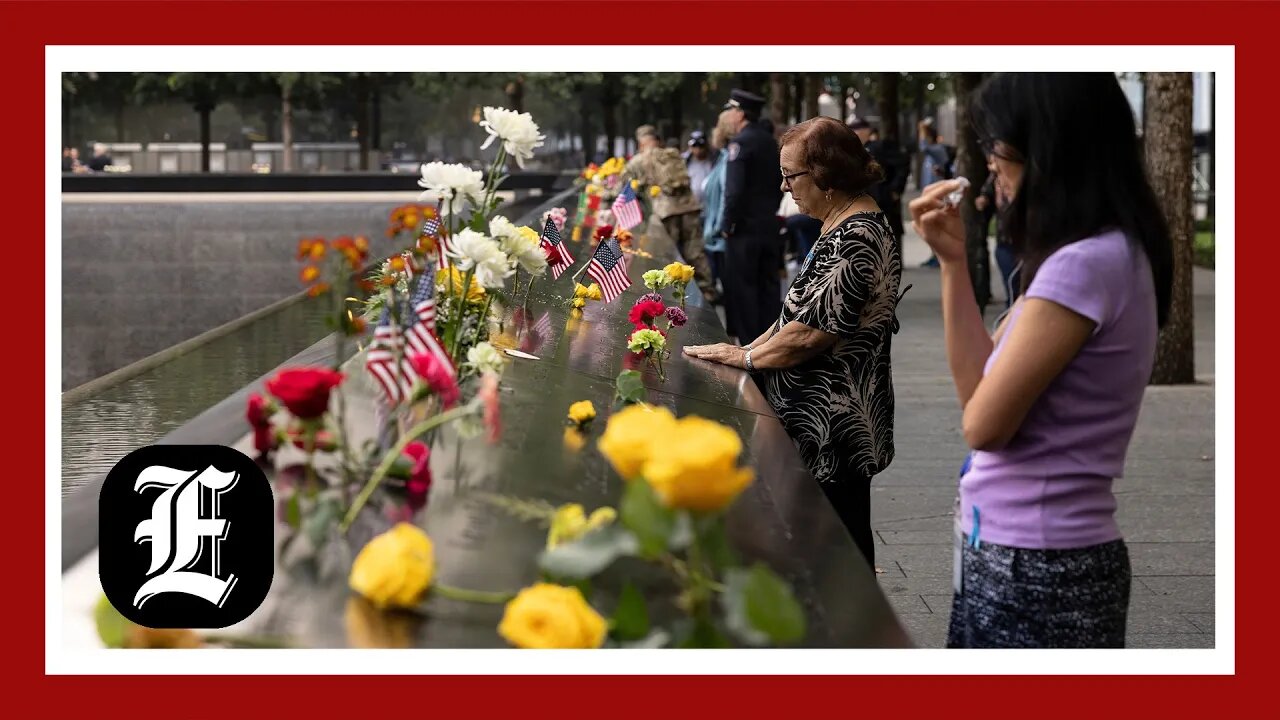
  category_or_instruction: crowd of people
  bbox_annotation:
[60,143,113,173]
[676,74,1173,649]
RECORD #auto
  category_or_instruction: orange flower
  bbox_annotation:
[354,236,369,253]
[307,282,331,297]
[403,211,420,229]
[357,278,376,293]
[389,256,407,273]
[309,241,327,260]
[300,265,321,284]
[296,238,316,260]
[380,275,397,287]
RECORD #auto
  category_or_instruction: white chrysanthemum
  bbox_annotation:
[478,106,546,169]
[488,215,520,242]
[466,342,506,376]
[474,252,514,289]
[514,240,547,276]
[447,228,503,270]
[416,161,484,210]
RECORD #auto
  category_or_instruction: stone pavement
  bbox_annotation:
[876,224,1217,648]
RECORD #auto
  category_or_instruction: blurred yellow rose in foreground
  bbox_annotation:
[344,596,418,648]
[596,403,678,480]
[642,416,754,512]
[498,583,607,649]
[349,523,435,609]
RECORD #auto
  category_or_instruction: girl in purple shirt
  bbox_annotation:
[909,73,1174,648]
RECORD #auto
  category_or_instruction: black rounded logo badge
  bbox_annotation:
[98,445,274,629]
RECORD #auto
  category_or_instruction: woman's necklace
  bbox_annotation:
[821,196,859,235]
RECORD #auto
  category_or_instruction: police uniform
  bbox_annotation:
[622,125,716,302]
[720,89,783,342]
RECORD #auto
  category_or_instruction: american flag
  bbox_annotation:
[611,183,643,230]
[364,279,453,406]
[540,217,574,279]
[403,276,454,380]
[424,202,452,271]
[586,237,631,302]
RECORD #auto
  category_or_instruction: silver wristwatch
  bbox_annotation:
[744,348,756,372]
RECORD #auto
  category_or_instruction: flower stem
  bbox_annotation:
[432,582,514,604]
[340,400,478,533]
[473,294,494,346]
[450,267,476,362]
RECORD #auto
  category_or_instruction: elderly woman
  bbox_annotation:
[684,116,904,567]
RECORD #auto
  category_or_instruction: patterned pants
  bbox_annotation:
[947,539,1131,648]
[650,212,716,301]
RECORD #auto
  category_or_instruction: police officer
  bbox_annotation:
[719,89,783,342]
[623,124,717,303]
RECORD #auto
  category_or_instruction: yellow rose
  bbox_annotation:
[563,426,586,452]
[664,262,695,283]
[349,523,435,609]
[572,297,586,309]
[546,503,616,549]
[596,403,678,480]
[641,416,754,512]
[517,225,540,243]
[586,283,603,301]
[567,400,597,425]
[498,583,607,649]
[573,283,590,299]
[648,185,661,198]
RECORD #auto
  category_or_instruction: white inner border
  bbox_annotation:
[47,45,1234,675]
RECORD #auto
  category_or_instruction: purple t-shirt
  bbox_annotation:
[960,230,1157,549]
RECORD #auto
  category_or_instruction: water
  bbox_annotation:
[60,298,333,495]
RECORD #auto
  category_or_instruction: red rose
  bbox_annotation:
[407,350,460,409]
[246,393,276,429]
[628,299,666,327]
[402,441,432,512]
[265,367,345,419]
[593,225,614,241]
[253,425,278,456]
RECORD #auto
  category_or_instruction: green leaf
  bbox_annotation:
[303,498,339,548]
[620,479,675,558]
[469,213,488,232]
[285,492,301,529]
[94,595,131,648]
[695,515,736,573]
[539,524,638,579]
[611,582,649,641]
[722,565,806,647]
[614,370,646,405]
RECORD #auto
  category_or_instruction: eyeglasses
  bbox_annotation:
[781,170,809,189]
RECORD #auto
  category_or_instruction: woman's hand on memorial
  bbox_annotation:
[683,343,747,369]
[909,179,967,265]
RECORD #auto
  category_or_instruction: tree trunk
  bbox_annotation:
[198,104,212,173]
[1207,72,1215,219]
[356,85,370,171]
[281,84,294,172]
[578,103,592,165]
[804,73,821,121]
[372,84,382,152]
[505,76,524,114]
[1145,72,1196,385]
[955,73,991,311]
[769,72,789,128]
[879,72,900,142]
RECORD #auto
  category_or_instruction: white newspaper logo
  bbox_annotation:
[132,465,239,609]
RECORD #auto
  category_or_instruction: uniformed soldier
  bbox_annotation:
[622,125,717,303]
[719,89,783,342]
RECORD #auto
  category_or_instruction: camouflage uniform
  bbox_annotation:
[623,145,717,302]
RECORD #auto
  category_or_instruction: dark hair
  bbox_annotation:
[971,73,1173,327]
[779,116,884,197]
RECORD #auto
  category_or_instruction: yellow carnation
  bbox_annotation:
[586,283,603,301]
[574,283,590,299]
[641,416,754,512]
[567,400,596,425]
[572,297,586,309]
[437,267,486,303]
[546,503,616,549]
[349,523,435,609]
[596,403,678,480]
[664,262,695,283]
[498,583,607,649]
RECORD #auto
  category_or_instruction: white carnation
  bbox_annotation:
[478,106,546,169]
[466,342,506,376]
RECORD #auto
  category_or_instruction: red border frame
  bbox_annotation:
[15,1,1266,715]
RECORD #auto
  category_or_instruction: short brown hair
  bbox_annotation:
[779,116,884,196]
